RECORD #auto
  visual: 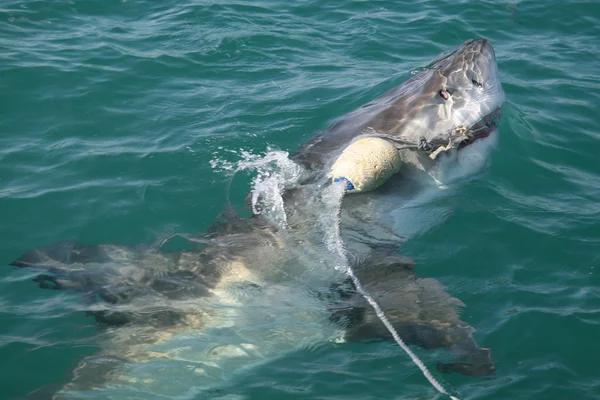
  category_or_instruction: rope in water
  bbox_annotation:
[343,266,459,400]
[326,182,459,400]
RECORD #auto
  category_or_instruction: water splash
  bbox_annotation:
[212,149,307,229]
[247,151,305,229]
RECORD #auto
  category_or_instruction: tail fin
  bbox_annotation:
[10,240,121,294]
[11,240,112,269]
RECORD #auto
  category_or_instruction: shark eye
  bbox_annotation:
[472,79,483,88]
[439,89,450,100]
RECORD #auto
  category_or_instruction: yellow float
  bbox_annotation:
[329,137,402,193]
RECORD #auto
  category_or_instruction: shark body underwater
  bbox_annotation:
[9,38,506,399]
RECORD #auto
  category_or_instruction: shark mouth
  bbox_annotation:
[457,107,503,150]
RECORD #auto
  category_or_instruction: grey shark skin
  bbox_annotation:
[294,38,505,173]
[9,39,505,399]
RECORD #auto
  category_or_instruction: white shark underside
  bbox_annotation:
[10,39,505,400]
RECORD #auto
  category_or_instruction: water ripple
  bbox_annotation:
[2,1,600,399]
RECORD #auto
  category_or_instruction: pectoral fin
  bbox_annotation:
[332,253,495,377]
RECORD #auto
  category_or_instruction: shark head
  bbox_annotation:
[390,38,506,151]
[293,38,506,171]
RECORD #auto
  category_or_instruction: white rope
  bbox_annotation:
[343,266,459,400]
[326,182,459,400]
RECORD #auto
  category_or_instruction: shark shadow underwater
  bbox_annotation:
[9,38,506,399]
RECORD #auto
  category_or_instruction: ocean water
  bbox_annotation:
[1,1,600,399]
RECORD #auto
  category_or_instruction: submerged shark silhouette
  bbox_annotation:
[9,38,505,399]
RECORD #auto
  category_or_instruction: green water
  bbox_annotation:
[1,1,600,399]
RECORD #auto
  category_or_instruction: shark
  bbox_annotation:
[8,38,505,399]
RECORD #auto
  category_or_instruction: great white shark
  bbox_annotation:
[9,38,505,399]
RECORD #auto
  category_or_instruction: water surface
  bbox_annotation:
[1,1,600,399]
